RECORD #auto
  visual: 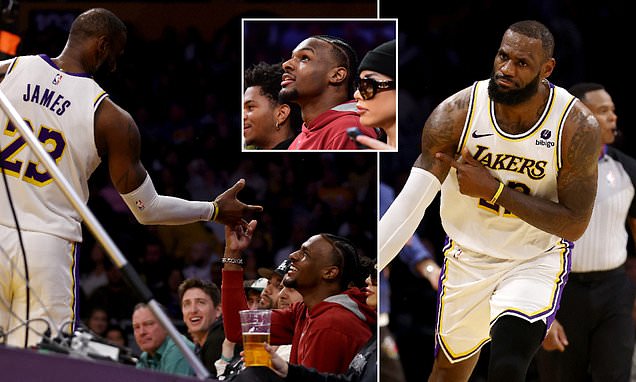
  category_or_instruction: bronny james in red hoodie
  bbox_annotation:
[221,220,376,374]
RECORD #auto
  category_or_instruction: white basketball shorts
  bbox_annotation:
[0,225,78,348]
[434,237,571,363]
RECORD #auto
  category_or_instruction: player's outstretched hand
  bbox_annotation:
[436,147,500,200]
[214,179,263,227]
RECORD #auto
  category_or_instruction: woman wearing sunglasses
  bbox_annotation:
[353,39,396,150]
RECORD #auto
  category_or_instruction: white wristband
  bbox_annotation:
[120,174,214,225]
[379,167,441,270]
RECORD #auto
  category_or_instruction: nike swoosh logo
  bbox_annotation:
[471,131,494,138]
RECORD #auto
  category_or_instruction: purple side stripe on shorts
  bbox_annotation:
[72,242,80,333]
[544,239,573,331]
[433,236,452,359]
[494,239,573,326]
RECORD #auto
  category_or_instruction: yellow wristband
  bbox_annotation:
[489,182,505,204]
[211,201,219,221]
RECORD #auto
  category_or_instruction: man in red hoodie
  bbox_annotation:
[221,220,375,375]
[281,35,378,150]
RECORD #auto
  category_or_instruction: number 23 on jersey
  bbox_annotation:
[0,119,66,186]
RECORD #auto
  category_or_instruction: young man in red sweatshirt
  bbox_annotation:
[221,220,375,375]
[281,35,378,150]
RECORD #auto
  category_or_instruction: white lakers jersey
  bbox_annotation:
[440,79,577,259]
[0,55,106,241]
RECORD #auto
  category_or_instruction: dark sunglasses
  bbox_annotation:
[357,78,395,100]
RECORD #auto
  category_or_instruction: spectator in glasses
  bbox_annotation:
[353,39,396,150]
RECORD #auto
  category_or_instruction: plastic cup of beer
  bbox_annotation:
[239,309,272,367]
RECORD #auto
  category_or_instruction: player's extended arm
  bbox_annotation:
[94,98,262,226]
[378,88,470,270]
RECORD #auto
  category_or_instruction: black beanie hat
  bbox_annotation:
[358,39,395,78]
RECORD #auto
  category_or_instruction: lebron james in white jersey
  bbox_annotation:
[436,79,575,363]
[0,54,106,349]
[379,21,600,381]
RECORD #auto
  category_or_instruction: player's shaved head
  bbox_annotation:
[69,8,127,43]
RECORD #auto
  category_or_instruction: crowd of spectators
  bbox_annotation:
[12,11,377,355]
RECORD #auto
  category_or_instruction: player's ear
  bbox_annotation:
[328,66,347,86]
[322,265,340,281]
[96,35,110,54]
[541,57,555,80]
[275,104,291,127]
[92,35,110,67]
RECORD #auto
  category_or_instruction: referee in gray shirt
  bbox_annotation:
[536,83,636,382]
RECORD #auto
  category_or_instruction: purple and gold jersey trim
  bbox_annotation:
[489,83,555,141]
[38,54,92,78]
[6,57,19,74]
[93,91,108,109]
[555,97,577,171]
[456,81,480,155]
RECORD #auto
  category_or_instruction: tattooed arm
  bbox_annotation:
[413,87,472,182]
[487,102,600,240]
[94,98,262,226]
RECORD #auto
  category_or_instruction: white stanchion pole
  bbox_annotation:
[0,89,209,379]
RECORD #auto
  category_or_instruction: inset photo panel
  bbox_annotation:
[242,18,397,152]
